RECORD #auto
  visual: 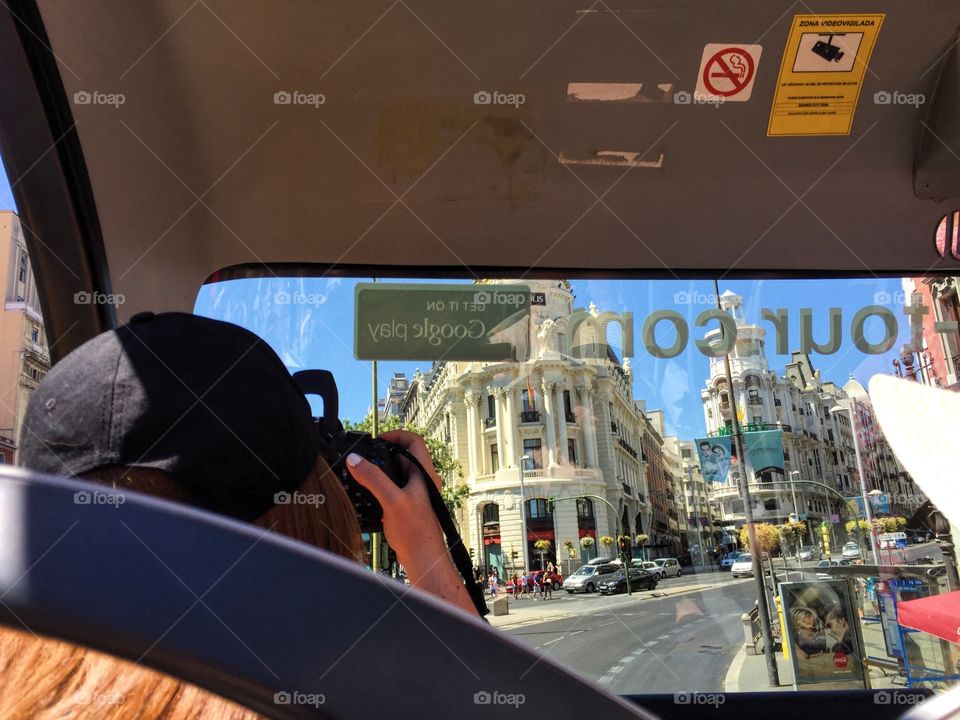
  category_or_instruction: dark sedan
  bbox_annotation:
[597,568,658,595]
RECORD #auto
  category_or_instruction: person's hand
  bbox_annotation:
[346,430,476,616]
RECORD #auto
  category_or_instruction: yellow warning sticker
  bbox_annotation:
[767,14,884,136]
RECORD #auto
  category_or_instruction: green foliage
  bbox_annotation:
[579,536,595,548]
[599,535,614,547]
[562,539,575,552]
[845,519,872,543]
[534,539,552,551]
[635,533,649,545]
[779,520,808,553]
[873,516,908,533]
[344,412,467,513]
[738,523,781,554]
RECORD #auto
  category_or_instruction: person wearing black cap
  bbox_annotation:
[18,311,477,616]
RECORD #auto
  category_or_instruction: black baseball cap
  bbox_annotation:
[19,312,317,520]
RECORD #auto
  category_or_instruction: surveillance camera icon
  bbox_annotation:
[812,35,844,63]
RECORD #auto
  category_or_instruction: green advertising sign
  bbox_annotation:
[355,283,532,361]
[743,429,785,473]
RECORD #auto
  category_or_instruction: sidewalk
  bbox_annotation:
[725,617,915,691]
[485,578,734,629]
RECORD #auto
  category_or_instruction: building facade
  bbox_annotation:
[0,211,50,464]
[700,290,921,544]
[902,276,960,390]
[393,279,681,576]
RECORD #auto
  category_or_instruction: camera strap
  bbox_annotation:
[392,446,490,620]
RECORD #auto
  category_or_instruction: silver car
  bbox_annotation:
[654,558,682,578]
[841,542,861,560]
[562,563,619,594]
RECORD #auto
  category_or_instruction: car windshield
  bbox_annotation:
[187,273,950,697]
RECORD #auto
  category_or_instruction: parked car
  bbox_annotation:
[543,570,564,591]
[841,542,862,560]
[814,559,851,579]
[730,553,754,578]
[721,551,743,570]
[597,568,658,595]
[638,560,665,579]
[798,546,821,561]
[654,558,682,578]
[562,563,619,594]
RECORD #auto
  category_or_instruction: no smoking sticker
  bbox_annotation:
[694,43,762,102]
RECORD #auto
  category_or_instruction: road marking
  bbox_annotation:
[609,666,624,674]
[598,676,612,685]
[621,656,636,663]
[657,634,671,640]
[644,641,659,647]
[597,621,618,628]
[632,649,647,656]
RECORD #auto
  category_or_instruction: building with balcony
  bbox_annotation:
[902,276,960,390]
[700,290,871,539]
[394,279,679,575]
[0,211,50,464]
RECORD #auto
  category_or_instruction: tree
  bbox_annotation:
[873,516,907,534]
[562,540,577,574]
[779,520,808,556]
[343,412,468,515]
[738,523,781,555]
[845,519,872,545]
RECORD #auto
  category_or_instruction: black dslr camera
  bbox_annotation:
[292,370,407,533]
[292,369,488,618]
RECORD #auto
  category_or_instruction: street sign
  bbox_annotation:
[355,283,531,361]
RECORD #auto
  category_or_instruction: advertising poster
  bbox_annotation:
[780,580,866,688]
[695,435,733,484]
[743,429,785,474]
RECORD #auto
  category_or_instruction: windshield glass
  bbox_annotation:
[195,275,954,695]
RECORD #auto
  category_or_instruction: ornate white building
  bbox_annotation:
[701,291,869,541]
[394,279,680,575]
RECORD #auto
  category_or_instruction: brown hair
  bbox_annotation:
[0,454,365,718]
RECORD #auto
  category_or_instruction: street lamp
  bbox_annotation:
[830,404,881,565]
[518,454,531,571]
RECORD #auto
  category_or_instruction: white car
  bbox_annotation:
[730,553,754,578]
[631,560,665,579]
[654,558,682,578]
[841,542,862,560]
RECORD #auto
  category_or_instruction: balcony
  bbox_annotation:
[617,437,639,460]
[748,397,763,406]
[483,416,496,429]
[520,411,541,423]
[953,353,960,379]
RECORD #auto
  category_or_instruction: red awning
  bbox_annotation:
[897,591,960,645]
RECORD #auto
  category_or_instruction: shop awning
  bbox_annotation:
[897,591,960,645]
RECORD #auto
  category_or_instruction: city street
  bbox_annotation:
[501,570,756,693]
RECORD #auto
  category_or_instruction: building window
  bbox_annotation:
[526,498,551,520]
[18,255,26,283]
[764,498,778,511]
[31,327,39,343]
[521,388,536,413]
[523,438,543,469]
[563,389,573,416]
[487,394,496,419]
[576,497,594,519]
[490,443,499,472]
[567,439,577,466]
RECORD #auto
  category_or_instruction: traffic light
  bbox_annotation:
[547,497,556,514]
[469,547,475,558]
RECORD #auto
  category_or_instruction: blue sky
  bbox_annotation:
[192,275,908,441]
[0,158,907,441]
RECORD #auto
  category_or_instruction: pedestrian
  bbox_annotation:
[488,571,498,598]
[541,569,553,599]
[530,570,541,600]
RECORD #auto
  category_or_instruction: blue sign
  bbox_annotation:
[743,429,785,474]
